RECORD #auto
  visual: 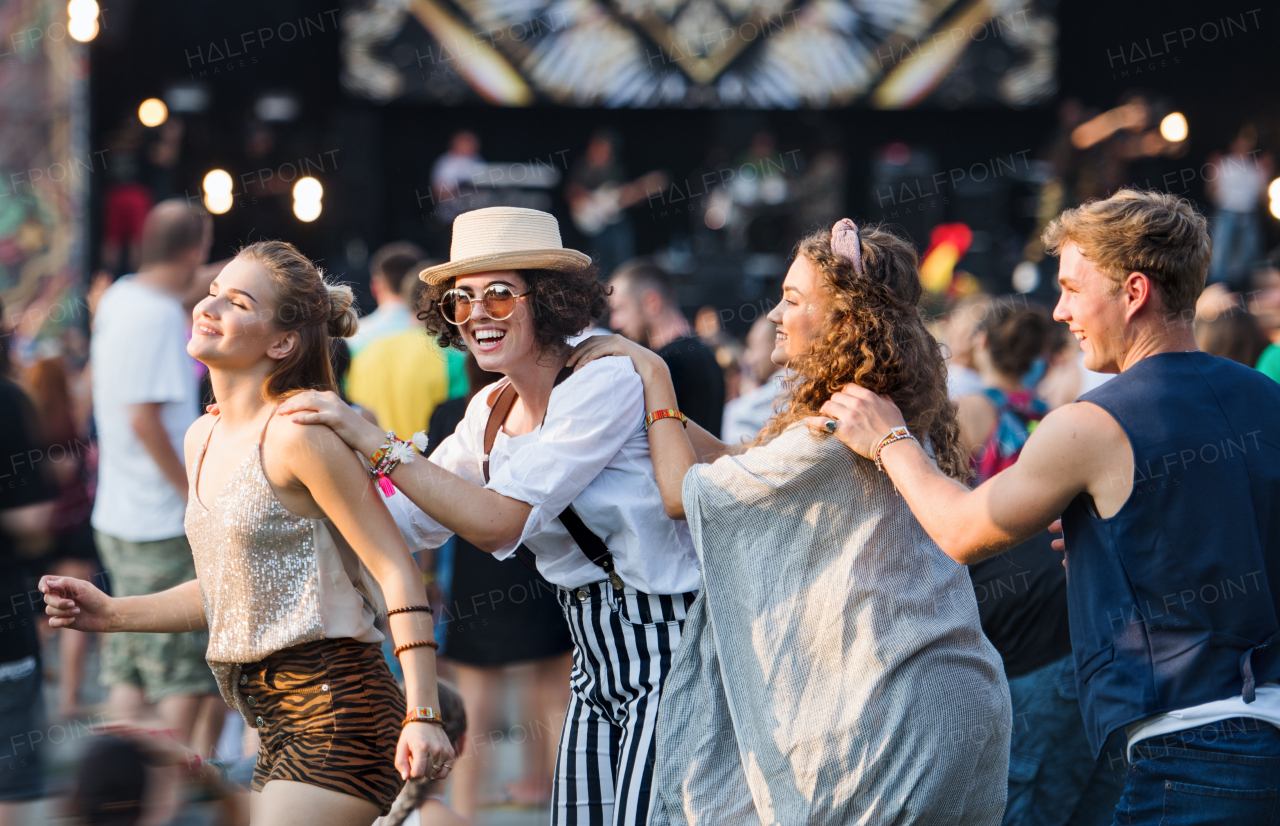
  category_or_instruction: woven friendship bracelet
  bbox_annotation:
[644,408,688,430]
[368,432,420,497]
[387,605,434,617]
[393,639,441,658]
[369,431,398,468]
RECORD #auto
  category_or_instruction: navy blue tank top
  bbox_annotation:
[1062,351,1280,755]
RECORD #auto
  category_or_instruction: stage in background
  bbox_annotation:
[342,0,1057,109]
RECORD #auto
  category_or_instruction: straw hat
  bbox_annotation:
[419,207,592,285]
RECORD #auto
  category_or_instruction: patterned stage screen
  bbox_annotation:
[341,0,1057,109]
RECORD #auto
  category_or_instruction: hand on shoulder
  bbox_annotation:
[567,334,668,380]
[265,412,354,474]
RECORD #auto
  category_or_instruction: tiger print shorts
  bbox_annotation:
[241,638,405,814]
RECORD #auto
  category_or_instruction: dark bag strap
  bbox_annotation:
[482,369,620,585]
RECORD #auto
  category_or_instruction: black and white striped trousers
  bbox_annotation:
[553,580,698,826]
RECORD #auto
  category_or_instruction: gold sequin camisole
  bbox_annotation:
[185,413,382,725]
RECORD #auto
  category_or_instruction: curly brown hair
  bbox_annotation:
[417,265,607,355]
[759,224,969,481]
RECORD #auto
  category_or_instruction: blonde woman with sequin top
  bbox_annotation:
[41,240,453,826]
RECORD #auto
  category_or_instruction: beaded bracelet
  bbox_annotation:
[871,426,918,472]
[393,639,440,658]
[387,605,434,617]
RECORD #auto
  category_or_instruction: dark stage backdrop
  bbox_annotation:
[88,0,1279,308]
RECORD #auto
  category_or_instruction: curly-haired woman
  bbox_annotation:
[274,208,700,826]
[570,220,1011,825]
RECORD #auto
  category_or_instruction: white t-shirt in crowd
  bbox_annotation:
[90,277,199,542]
[388,356,701,594]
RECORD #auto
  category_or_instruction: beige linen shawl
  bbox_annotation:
[652,426,1011,826]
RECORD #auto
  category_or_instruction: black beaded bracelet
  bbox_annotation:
[393,639,441,657]
[387,605,434,616]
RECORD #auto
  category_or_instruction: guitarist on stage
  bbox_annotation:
[566,129,666,277]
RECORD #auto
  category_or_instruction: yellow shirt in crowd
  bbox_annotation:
[347,328,452,436]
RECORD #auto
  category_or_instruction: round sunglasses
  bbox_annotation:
[440,284,530,325]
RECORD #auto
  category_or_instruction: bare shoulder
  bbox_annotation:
[1036,400,1127,450]
[1018,400,1131,493]
[183,413,218,470]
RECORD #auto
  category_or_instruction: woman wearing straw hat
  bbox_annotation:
[277,207,701,826]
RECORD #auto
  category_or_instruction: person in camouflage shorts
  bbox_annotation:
[95,533,217,701]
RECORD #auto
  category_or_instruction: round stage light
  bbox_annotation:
[1159,112,1188,143]
[138,98,168,128]
[293,177,323,202]
[292,177,323,222]
[203,169,232,195]
[68,0,99,18]
[68,16,98,41]
[68,0,99,41]
[203,170,234,215]
[1012,261,1040,294]
[293,199,322,222]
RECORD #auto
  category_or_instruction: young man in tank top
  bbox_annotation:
[817,189,1280,825]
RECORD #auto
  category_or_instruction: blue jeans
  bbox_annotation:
[1114,717,1280,825]
[1004,655,1125,826]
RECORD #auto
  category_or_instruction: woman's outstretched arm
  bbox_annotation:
[273,390,533,553]
[567,334,712,519]
[276,420,455,781]
[41,576,205,633]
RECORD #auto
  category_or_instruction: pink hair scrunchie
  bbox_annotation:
[831,218,863,274]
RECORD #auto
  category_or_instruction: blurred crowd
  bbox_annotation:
[2,90,1279,826]
[5,189,1280,825]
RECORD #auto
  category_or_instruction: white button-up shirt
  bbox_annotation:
[389,356,700,594]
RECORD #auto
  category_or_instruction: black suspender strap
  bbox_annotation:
[482,369,622,587]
